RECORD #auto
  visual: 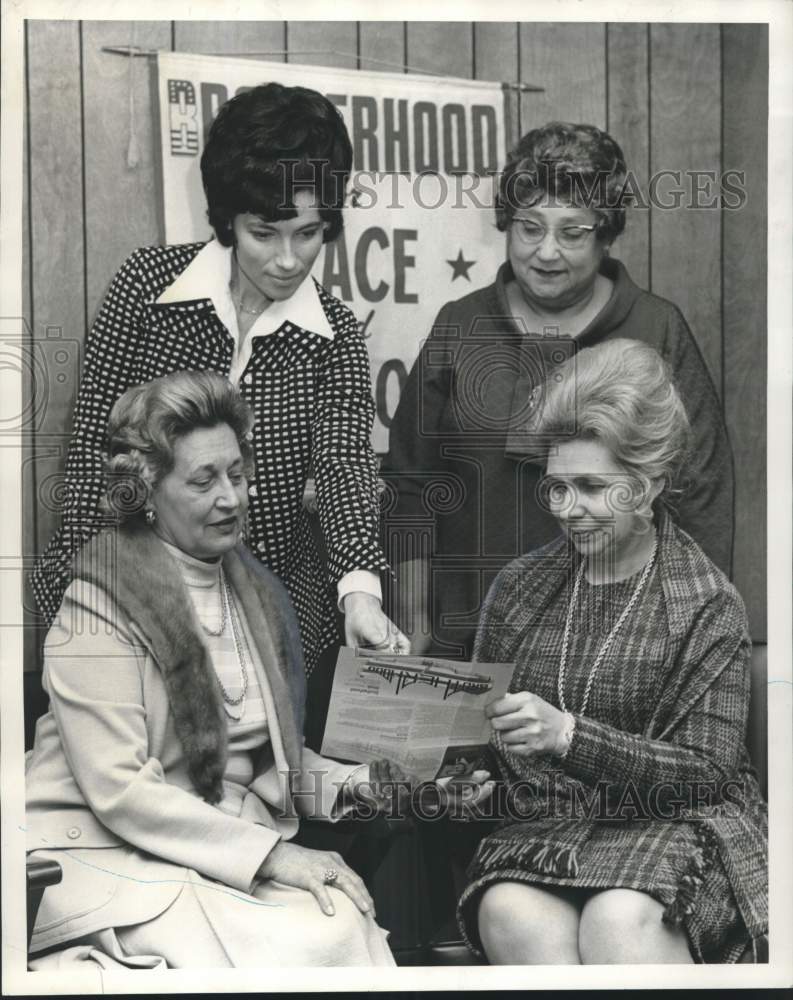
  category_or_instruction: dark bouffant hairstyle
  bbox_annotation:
[497,121,630,242]
[200,82,353,246]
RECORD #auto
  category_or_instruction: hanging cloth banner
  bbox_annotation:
[156,52,507,451]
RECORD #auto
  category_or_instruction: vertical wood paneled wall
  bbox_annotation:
[22,20,768,656]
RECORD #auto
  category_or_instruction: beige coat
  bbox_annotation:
[26,528,358,953]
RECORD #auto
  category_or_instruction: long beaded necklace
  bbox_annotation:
[557,537,659,717]
[219,574,251,722]
[199,570,250,721]
[199,568,227,637]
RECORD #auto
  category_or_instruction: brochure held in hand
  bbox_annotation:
[321,647,514,783]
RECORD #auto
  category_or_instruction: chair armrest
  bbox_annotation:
[27,858,62,949]
[27,859,63,892]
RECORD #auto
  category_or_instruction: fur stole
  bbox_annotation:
[72,522,305,804]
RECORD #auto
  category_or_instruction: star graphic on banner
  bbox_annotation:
[446,250,476,282]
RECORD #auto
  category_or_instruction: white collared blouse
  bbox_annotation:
[31,241,389,674]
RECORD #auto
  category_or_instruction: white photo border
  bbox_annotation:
[2,0,791,993]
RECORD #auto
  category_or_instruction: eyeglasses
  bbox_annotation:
[511,218,600,250]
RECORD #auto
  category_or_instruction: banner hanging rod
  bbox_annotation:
[100,46,544,92]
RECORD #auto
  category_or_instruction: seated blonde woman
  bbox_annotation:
[457,340,767,964]
[25,371,396,970]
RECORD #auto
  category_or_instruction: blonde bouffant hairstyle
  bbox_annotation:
[533,339,691,511]
[102,370,254,522]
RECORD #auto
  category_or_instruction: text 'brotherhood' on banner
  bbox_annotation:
[157,52,508,451]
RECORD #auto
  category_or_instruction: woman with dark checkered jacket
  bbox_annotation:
[457,340,767,964]
[31,82,409,688]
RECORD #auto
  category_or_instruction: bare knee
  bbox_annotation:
[478,882,529,938]
[477,882,582,965]
[583,889,661,935]
[579,889,669,963]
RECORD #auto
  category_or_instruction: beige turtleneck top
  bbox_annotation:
[163,541,274,818]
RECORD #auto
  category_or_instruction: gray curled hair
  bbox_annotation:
[533,339,691,512]
[101,370,254,522]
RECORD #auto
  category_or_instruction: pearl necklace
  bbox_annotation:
[199,567,226,636]
[199,570,249,721]
[219,574,250,721]
[557,538,658,717]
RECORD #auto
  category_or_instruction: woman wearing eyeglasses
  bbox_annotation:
[382,121,733,661]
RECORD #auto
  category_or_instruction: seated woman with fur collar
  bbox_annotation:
[25,370,398,970]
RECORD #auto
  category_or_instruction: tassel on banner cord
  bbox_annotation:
[100,45,544,91]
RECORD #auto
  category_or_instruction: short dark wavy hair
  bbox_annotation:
[497,122,629,242]
[102,371,254,522]
[201,82,353,246]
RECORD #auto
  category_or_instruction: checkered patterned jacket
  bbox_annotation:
[30,243,388,674]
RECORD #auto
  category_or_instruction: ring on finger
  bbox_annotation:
[323,868,339,886]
